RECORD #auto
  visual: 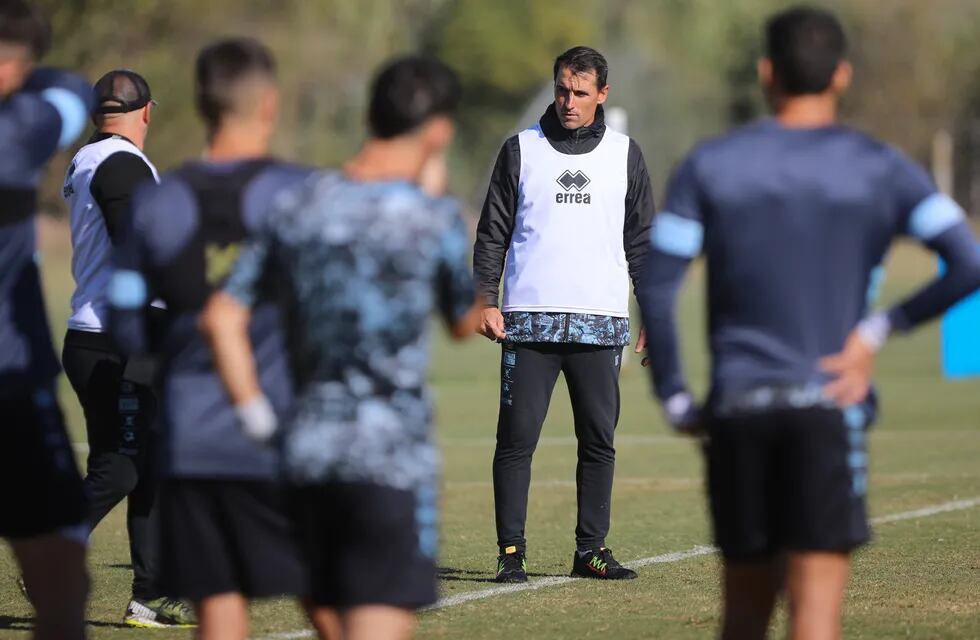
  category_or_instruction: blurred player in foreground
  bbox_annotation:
[107,38,307,637]
[202,55,480,640]
[638,5,980,640]
[61,68,177,627]
[0,1,91,637]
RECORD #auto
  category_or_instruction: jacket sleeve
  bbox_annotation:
[107,182,155,356]
[90,151,156,244]
[473,136,520,307]
[625,139,656,295]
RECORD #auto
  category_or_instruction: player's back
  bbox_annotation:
[122,159,310,478]
[691,120,926,395]
[229,171,471,488]
[265,173,461,398]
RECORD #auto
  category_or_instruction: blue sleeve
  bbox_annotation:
[107,185,154,355]
[637,154,704,402]
[23,68,93,150]
[885,154,980,330]
[224,212,277,309]
[434,203,476,327]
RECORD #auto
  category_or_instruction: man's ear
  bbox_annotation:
[142,103,152,125]
[830,60,852,95]
[757,58,774,90]
[259,86,281,125]
[596,84,610,105]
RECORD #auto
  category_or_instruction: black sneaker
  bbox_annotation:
[495,547,527,583]
[570,548,637,580]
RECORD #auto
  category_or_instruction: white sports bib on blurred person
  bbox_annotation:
[63,136,159,333]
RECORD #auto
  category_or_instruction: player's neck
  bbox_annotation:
[773,94,838,129]
[99,123,146,150]
[206,122,270,162]
[344,138,426,184]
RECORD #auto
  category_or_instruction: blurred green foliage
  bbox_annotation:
[35,0,980,213]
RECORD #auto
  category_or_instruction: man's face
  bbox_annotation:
[553,65,609,130]
[0,42,33,98]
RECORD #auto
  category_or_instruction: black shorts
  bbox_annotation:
[289,482,438,609]
[706,407,870,560]
[0,386,87,539]
[160,478,306,601]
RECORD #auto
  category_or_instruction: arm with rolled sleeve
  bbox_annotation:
[636,155,704,427]
[862,154,980,347]
[473,137,520,307]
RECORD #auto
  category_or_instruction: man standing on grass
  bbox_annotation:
[474,46,655,583]
[107,38,308,638]
[201,55,479,640]
[60,68,188,628]
[0,1,92,637]
[638,6,980,639]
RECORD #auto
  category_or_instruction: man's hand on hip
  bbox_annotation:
[479,306,507,342]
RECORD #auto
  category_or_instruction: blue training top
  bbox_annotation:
[639,119,980,408]
[0,68,92,393]
[109,159,311,479]
[224,172,475,491]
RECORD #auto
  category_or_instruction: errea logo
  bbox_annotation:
[556,170,591,204]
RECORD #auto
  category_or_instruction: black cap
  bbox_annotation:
[93,69,154,117]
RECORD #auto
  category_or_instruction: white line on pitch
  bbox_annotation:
[253,496,979,640]
[869,496,980,524]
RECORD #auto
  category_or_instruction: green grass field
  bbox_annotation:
[1,220,977,639]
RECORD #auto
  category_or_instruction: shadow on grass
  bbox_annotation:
[438,566,563,584]
[0,615,130,631]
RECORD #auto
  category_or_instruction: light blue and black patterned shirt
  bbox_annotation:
[225,173,475,490]
[503,311,630,346]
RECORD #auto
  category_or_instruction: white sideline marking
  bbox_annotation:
[254,496,979,640]
[427,544,716,611]
[869,497,980,525]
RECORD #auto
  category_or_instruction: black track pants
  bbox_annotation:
[492,342,622,553]
[62,329,161,601]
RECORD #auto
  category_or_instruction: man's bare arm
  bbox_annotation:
[200,291,277,441]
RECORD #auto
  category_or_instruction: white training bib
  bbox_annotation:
[502,124,630,317]
[63,137,159,333]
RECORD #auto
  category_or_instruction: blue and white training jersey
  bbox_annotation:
[639,119,980,406]
[224,172,475,490]
[109,159,311,479]
[0,69,91,393]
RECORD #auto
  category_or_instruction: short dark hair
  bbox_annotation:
[553,46,608,88]
[0,0,50,59]
[368,55,461,139]
[765,6,846,96]
[195,37,276,132]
